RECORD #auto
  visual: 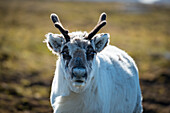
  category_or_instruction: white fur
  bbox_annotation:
[47,32,143,113]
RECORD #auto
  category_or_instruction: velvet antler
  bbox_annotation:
[87,12,107,40]
[50,13,70,42]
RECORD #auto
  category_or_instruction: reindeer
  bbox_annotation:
[44,12,143,113]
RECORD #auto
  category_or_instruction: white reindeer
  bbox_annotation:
[44,13,143,113]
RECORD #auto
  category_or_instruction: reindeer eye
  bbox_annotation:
[86,46,96,60]
[61,46,71,60]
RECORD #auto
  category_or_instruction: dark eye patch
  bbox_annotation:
[86,45,96,60]
[61,46,71,60]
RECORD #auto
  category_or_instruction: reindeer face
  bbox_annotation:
[45,13,109,93]
[61,35,96,91]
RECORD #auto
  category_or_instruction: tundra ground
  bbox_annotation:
[0,0,169,113]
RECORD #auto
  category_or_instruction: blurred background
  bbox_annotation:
[0,0,169,113]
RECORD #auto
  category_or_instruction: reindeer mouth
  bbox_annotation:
[72,78,86,87]
[71,67,87,87]
[75,80,84,83]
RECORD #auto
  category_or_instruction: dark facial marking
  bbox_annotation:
[71,49,86,68]
[86,45,96,60]
[61,46,71,60]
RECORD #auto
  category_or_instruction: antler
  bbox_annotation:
[87,12,107,40]
[50,13,70,42]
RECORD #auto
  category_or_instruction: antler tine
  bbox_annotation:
[51,13,61,23]
[88,21,106,39]
[50,13,70,42]
[98,12,106,24]
[87,13,107,40]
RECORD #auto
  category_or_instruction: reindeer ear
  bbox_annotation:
[92,33,110,52]
[44,33,65,54]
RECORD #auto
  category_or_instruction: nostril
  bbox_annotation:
[71,72,76,79]
[72,67,86,78]
[82,73,87,79]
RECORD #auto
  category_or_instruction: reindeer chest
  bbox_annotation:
[55,91,102,113]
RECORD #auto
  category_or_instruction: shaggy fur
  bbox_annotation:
[45,31,143,113]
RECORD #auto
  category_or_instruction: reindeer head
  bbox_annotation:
[45,13,110,93]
